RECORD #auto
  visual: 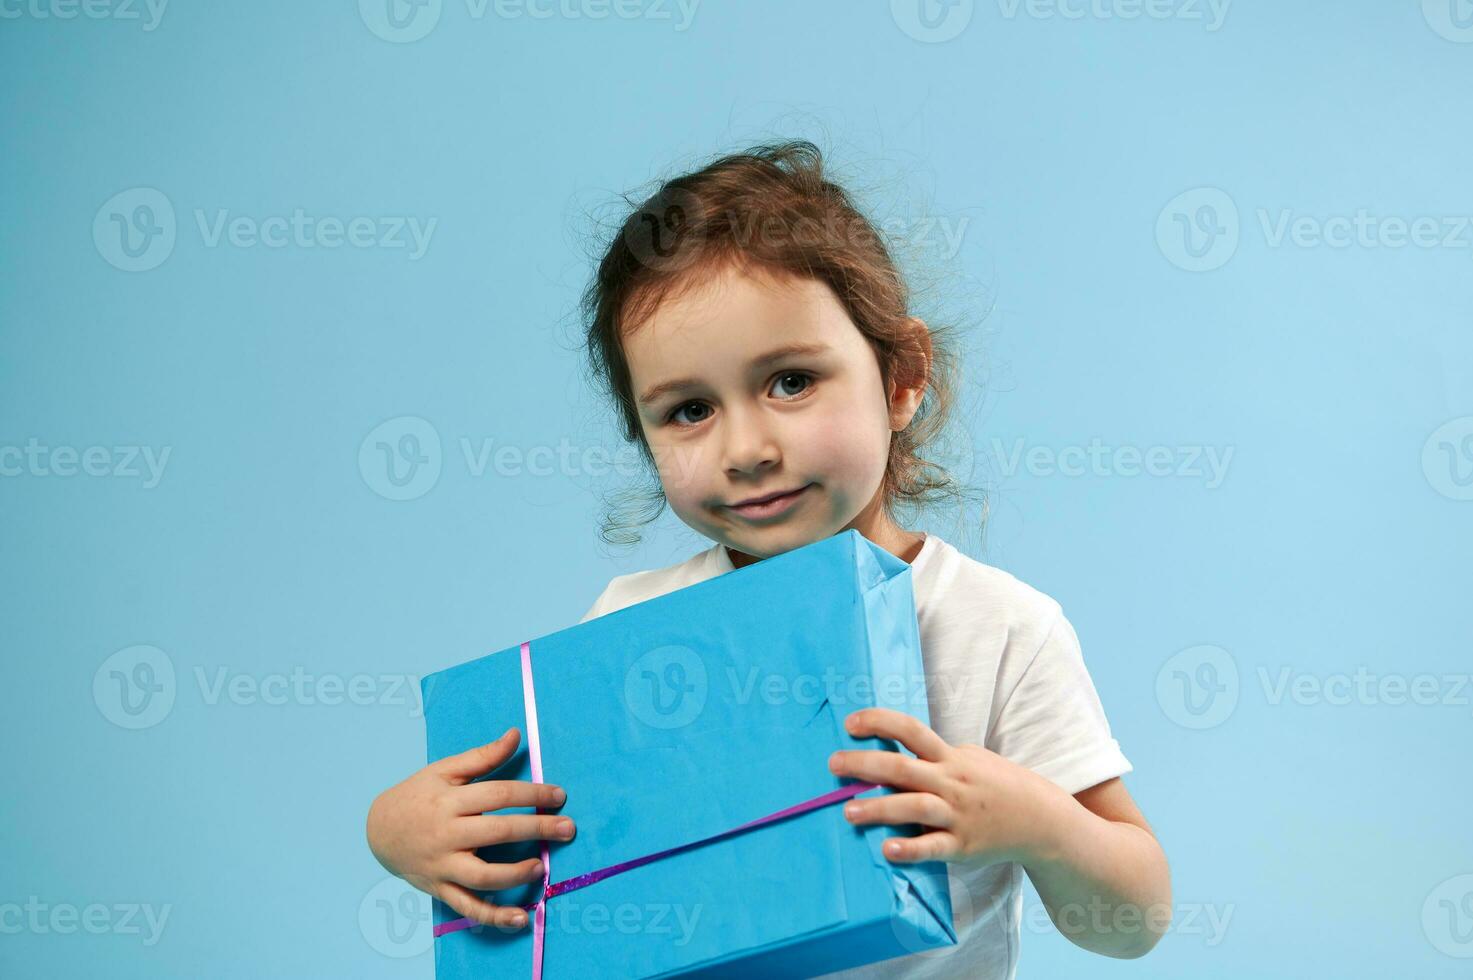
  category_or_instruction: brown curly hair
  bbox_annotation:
[579,138,982,548]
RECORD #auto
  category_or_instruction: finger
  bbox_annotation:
[844,708,950,763]
[435,880,532,931]
[453,779,567,816]
[444,853,548,893]
[843,792,953,830]
[881,830,960,864]
[432,729,520,783]
[450,813,576,849]
[829,748,947,794]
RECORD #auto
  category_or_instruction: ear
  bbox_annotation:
[887,316,932,432]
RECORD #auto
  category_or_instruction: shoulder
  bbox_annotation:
[915,536,1065,655]
[578,543,724,623]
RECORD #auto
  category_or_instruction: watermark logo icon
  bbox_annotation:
[359,416,442,501]
[93,645,176,730]
[1422,416,1473,501]
[1156,187,1239,272]
[891,0,974,42]
[624,645,707,730]
[1423,0,1473,42]
[1155,644,1238,729]
[1423,874,1473,957]
[94,188,176,272]
[623,186,706,274]
[359,0,441,42]
[359,876,432,957]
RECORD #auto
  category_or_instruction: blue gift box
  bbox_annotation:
[420,529,956,978]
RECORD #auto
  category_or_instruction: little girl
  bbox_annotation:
[367,140,1171,978]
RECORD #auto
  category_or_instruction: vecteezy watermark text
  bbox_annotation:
[996,0,1229,29]
[890,0,1229,43]
[0,439,171,488]
[1157,186,1473,272]
[0,0,168,30]
[93,645,424,730]
[93,188,436,272]
[356,877,704,958]
[990,437,1233,489]
[358,0,701,43]
[193,209,435,258]
[0,898,171,947]
[358,416,687,501]
[1156,644,1473,729]
[622,645,971,731]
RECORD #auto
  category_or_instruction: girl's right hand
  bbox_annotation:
[366,727,575,930]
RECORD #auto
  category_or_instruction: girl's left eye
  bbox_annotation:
[770,370,814,399]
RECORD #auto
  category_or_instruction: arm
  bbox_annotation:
[1021,776,1172,958]
[830,711,1171,961]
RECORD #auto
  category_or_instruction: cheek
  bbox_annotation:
[646,434,715,509]
[800,395,891,490]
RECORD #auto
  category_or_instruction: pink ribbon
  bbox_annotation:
[431,639,880,980]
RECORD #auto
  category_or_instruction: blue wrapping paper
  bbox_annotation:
[421,529,956,978]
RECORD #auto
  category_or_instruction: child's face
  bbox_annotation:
[623,260,923,562]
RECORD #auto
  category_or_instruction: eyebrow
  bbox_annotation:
[636,341,833,406]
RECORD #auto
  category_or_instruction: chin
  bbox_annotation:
[736,524,828,558]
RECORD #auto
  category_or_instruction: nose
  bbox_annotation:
[721,402,781,478]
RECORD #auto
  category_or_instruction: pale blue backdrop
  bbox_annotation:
[2,1,1470,977]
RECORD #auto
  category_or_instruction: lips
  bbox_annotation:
[726,483,812,520]
[730,486,808,508]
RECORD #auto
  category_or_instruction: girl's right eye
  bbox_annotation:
[667,401,711,427]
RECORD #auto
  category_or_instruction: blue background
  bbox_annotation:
[2,1,1470,977]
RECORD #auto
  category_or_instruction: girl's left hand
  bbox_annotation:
[828,707,1068,867]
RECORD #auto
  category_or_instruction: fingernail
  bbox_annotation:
[557,818,574,838]
[829,754,842,773]
[552,787,567,805]
[510,911,527,928]
[844,803,862,819]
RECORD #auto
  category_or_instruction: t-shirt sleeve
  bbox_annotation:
[985,608,1133,796]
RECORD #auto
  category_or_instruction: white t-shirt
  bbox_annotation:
[578,530,1133,980]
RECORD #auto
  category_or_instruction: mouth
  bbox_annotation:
[726,483,813,521]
